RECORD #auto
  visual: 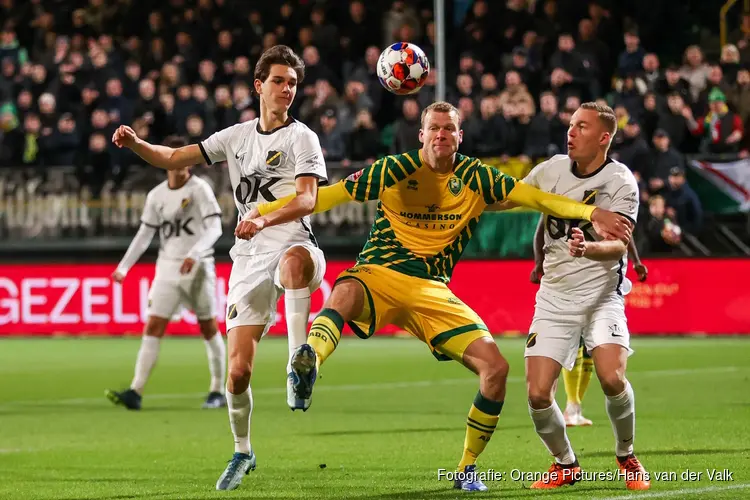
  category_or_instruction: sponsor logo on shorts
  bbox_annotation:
[609,324,623,337]
[526,332,538,348]
[227,304,238,320]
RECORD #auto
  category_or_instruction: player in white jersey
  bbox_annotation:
[105,136,226,411]
[111,45,327,491]
[519,103,651,491]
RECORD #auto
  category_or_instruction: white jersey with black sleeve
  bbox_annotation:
[199,118,328,258]
[523,154,640,302]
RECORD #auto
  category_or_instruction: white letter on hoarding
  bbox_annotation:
[113,282,138,323]
[21,278,48,324]
[49,278,80,323]
[82,278,110,323]
[0,277,20,325]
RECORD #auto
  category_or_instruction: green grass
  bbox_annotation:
[0,337,748,499]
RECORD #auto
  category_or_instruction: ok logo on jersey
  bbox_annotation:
[546,190,598,241]
[161,218,194,239]
[235,176,281,205]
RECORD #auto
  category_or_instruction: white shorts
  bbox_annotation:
[524,289,633,370]
[148,258,216,321]
[225,243,326,334]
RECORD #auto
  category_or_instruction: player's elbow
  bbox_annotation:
[296,192,317,214]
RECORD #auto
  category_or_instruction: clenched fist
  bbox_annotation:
[112,125,138,149]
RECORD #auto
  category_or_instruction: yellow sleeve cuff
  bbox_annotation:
[256,181,352,216]
[507,182,595,220]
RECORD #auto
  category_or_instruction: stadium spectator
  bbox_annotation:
[391,98,421,153]
[657,92,693,152]
[317,108,346,162]
[576,18,610,94]
[694,64,732,117]
[347,109,382,163]
[684,88,744,155]
[727,66,750,124]
[648,129,685,192]
[720,44,741,83]
[680,45,711,102]
[640,92,661,145]
[617,30,646,79]
[664,166,703,235]
[524,91,566,160]
[611,118,651,180]
[640,194,682,254]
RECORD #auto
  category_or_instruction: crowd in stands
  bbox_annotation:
[0,0,744,253]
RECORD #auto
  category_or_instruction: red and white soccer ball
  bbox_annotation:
[376,42,430,95]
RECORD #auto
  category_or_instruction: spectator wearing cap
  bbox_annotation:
[694,64,732,117]
[664,166,703,234]
[684,88,744,154]
[611,117,651,179]
[317,107,347,162]
[42,113,80,167]
[648,129,684,193]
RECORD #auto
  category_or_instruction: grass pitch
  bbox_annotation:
[0,336,748,499]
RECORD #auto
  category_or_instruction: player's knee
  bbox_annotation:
[279,249,314,288]
[198,319,218,339]
[598,372,626,396]
[326,280,364,322]
[484,357,509,387]
[228,362,251,387]
[144,317,168,337]
[527,385,554,409]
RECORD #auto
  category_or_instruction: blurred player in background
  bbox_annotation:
[236,101,632,492]
[106,136,225,411]
[112,45,327,491]
[520,103,650,490]
[530,219,648,427]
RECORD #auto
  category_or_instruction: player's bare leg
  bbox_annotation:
[278,246,317,410]
[216,325,264,490]
[527,355,581,488]
[198,317,226,409]
[288,279,365,408]
[105,315,169,410]
[591,344,650,490]
[452,337,509,491]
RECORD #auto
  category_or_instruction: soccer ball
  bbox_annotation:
[376,42,430,95]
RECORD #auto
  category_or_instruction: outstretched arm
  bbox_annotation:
[112,125,204,170]
[506,182,632,242]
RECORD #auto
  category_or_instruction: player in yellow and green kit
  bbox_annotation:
[235,101,632,492]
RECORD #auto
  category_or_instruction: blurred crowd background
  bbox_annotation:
[0,0,748,257]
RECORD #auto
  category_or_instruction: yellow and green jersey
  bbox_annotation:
[343,149,517,283]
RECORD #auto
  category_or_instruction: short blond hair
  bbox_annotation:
[420,101,460,127]
[579,101,617,137]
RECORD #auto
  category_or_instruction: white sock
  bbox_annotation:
[130,335,161,394]
[227,387,253,455]
[606,381,635,457]
[204,333,227,394]
[529,402,577,465]
[284,287,311,373]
